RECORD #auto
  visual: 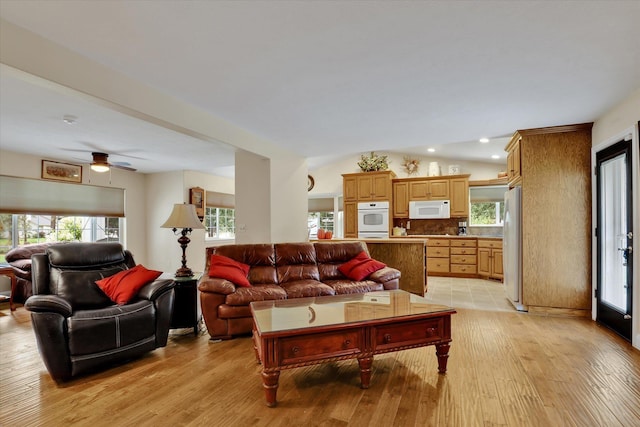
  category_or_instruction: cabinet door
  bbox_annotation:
[492,249,503,279]
[344,202,358,237]
[372,174,391,200]
[409,181,430,200]
[429,180,450,200]
[392,181,409,217]
[477,247,491,277]
[449,178,469,217]
[343,176,358,202]
[357,175,374,200]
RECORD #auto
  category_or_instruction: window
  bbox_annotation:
[308,212,335,239]
[0,214,122,263]
[204,207,235,239]
[469,185,507,226]
[470,202,505,226]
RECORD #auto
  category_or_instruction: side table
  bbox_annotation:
[170,272,203,336]
[0,265,17,311]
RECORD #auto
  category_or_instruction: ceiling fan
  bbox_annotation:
[89,152,137,172]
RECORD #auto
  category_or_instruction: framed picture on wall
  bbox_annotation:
[189,187,205,219]
[41,160,82,183]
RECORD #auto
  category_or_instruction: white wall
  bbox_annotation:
[0,149,148,262]
[591,89,640,350]
[309,151,506,196]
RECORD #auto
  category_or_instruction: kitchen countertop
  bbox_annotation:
[390,234,503,239]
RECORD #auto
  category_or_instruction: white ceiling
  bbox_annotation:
[1,1,639,175]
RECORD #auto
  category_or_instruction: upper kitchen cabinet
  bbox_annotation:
[506,136,522,187]
[343,171,396,202]
[408,178,449,200]
[392,181,409,218]
[449,177,470,217]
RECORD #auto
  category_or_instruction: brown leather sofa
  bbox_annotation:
[25,242,175,382]
[198,241,401,340]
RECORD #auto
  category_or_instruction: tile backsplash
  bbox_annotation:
[393,218,463,235]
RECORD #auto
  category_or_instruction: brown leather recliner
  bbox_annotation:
[25,242,175,382]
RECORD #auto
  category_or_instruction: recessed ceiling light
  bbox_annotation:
[62,114,77,125]
[427,148,435,153]
[479,137,490,143]
[491,154,500,159]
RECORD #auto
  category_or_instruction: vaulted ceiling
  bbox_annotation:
[1,1,638,175]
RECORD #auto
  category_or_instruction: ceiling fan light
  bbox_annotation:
[91,163,110,173]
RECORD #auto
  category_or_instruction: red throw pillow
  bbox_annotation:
[208,254,251,287]
[95,264,162,305]
[338,251,386,281]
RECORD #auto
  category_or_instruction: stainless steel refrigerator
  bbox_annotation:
[504,186,526,311]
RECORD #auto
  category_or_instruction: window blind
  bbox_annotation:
[205,191,235,208]
[0,175,125,217]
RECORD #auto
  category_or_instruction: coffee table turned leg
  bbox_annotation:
[262,370,280,407]
[436,343,451,373]
[358,356,373,389]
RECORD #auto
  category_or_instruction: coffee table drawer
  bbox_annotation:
[375,318,444,350]
[279,330,362,364]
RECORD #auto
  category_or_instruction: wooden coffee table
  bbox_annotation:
[250,289,456,407]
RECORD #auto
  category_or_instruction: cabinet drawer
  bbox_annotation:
[478,240,503,249]
[375,318,444,350]
[427,247,450,258]
[427,239,450,247]
[450,247,477,255]
[280,330,361,365]
[451,264,477,274]
[427,258,450,272]
[450,239,476,248]
[450,255,476,265]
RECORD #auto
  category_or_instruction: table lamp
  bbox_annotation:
[161,203,205,277]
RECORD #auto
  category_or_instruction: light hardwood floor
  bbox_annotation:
[1,290,639,427]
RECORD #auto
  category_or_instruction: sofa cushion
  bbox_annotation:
[95,264,163,305]
[5,242,55,263]
[280,279,336,298]
[315,241,369,281]
[213,244,278,285]
[275,243,319,283]
[325,279,385,295]
[339,251,386,281]
[52,267,125,309]
[208,255,251,287]
[225,284,287,306]
[67,300,155,355]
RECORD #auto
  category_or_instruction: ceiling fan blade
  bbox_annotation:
[112,164,137,172]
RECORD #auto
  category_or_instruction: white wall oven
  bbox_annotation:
[357,201,389,239]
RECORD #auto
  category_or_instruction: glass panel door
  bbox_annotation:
[596,139,633,340]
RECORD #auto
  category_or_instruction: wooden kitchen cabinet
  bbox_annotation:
[342,171,396,237]
[449,239,477,276]
[344,202,358,238]
[449,177,469,217]
[391,175,469,218]
[409,179,449,201]
[343,175,358,202]
[477,239,503,280]
[506,123,592,316]
[392,181,409,218]
[506,136,522,187]
[426,238,450,274]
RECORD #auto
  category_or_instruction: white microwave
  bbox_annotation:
[409,200,451,219]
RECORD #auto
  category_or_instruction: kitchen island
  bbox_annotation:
[357,238,428,296]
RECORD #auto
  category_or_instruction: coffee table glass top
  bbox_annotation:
[251,289,454,334]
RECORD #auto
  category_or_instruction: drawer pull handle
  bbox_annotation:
[384,334,392,343]
[426,327,437,337]
[292,346,300,354]
[343,339,351,348]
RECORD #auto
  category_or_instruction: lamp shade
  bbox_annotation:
[161,203,205,229]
